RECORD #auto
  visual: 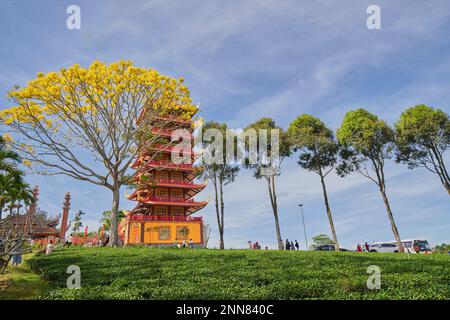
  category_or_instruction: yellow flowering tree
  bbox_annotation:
[0,60,198,246]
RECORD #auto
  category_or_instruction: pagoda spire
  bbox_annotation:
[59,192,71,240]
[28,185,39,217]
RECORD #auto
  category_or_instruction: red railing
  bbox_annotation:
[151,128,193,139]
[70,235,100,246]
[154,115,193,125]
[143,196,196,204]
[145,160,194,169]
[153,178,202,187]
[149,144,195,155]
[129,215,203,222]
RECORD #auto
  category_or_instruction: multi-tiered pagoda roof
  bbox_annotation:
[127,111,207,219]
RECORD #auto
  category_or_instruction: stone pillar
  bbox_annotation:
[25,186,39,231]
[28,186,39,217]
[59,192,71,240]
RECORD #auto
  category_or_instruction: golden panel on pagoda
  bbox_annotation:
[126,220,202,245]
[128,222,142,244]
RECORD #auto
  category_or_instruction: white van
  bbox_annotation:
[369,239,432,253]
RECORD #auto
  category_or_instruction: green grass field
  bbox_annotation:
[25,247,449,300]
[0,254,49,300]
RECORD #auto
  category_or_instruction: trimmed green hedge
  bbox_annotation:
[28,247,450,299]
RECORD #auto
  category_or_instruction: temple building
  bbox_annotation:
[124,111,207,246]
[7,186,71,244]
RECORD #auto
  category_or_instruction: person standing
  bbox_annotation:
[285,239,291,250]
[11,244,22,267]
[294,240,300,250]
[182,240,186,248]
[248,241,253,249]
[189,239,194,249]
[12,253,22,267]
[356,244,362,252]
[364,242,370,252]
[45,240,54,255]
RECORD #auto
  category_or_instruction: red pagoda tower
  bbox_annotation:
[124,112,207,246]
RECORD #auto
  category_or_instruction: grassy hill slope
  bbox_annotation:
[28,247,450,300]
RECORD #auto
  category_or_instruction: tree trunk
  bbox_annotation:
[0,200,4,220]
[212,174,225,249]
[436,159,450,195]
[218,178,225,250]
[109,185,122,247]
[379,187,403,252]
[429,147,450,195]
[371,160,403,252]
[432,145,450,183]
[268,175,283,250]
[319,172,339,251]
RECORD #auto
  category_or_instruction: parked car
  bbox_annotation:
[369,239,432,253]
[401,239,432,253]
[314,244,350,252]
[368,242,399,253]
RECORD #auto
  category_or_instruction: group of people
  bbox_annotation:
[356,242,370,252]
[284,239,300,250]
[9,239,55,268]
[248,241,265,250]
[247,240,301,250]
[174,238,195,249]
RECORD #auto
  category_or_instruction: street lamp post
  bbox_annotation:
[298,204,309,250]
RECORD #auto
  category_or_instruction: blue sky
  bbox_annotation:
[0,0,449,249]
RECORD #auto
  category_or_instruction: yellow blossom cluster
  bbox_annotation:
[0,60,199,128]
[2,133,14,144]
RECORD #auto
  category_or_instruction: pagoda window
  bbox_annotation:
[171,172,183,181]
[171,189,183,199]
[156,188,168,198]
[156,171,169,179]
[154,153,169,162]
[155,206,168,215]
[170,207,184,216]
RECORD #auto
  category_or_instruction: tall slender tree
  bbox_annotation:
[199,121,239,249]
[337,109,403,252]
[395,105,449,195]
[245,118,291,250]
[288,114,340,251]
